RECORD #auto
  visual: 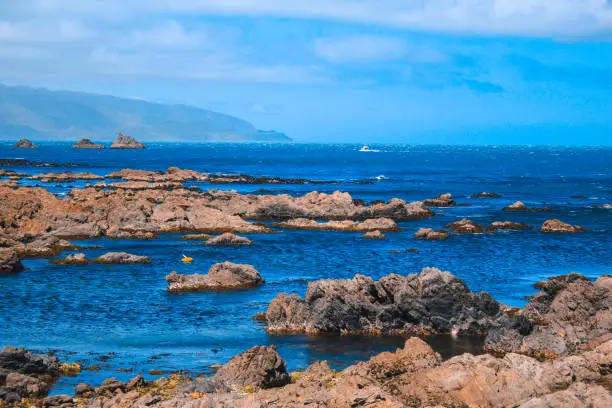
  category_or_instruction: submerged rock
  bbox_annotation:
[540,219,587,233]
[265,267,502,335]
[14,139,37,149]
[471,192,502,198]
[72,138,105,149]
[423,193,456,207]
[445,219,484,234]
[0,248,24,274]
[275,217,400,232]
[213,346,290,390]
[180,233,212,241]
[206,232,252,246]
[166,262,264,292]
[414,228,448,240]
[362,230,386,239]
[110,133,145,149]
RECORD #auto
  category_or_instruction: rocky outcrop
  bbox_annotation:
[488,221,531,231]
[213,346,290,390]
[274,217,400,232]
[540,219,587,233]
[445,218,484,234]
[29,172,104,182]
[180,233,212,241]
[51,253,88,264]
[0,248,24,274]
[14,139,37,148]
[414,228,448,240]
[166,262,264,292]
[206,232,252,246]
[503,201,529,211]
[472,192,502,198]
[423,193,456,207]
[94,252,151,264]
[265,267,502,335]
[0,347,61,404]
[485,273,611,358]
[110,133,145,149]
[362,230,385,239]
[72,138,104,149]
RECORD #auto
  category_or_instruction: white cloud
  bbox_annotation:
[7,0,612,38]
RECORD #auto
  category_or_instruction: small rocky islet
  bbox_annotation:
[0,160,609,406]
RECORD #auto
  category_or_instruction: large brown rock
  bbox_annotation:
[266,267,502,335]
[423,193,456,207]
[110,133,145,149]
[206,232,252,246]
[0,248,24,273]
[414,227,448,240]
[485,273,611,357]
[488,221,531,231]
[72,138,104,149]
[0,347,61,403]
[540,219,587,233]
[275,217,400,232]
[94,252,151,264]
[14,139,37,149]
[166,262,264,292]
[29,172,104,182]
[213,346,289,390]
[445,218,484,234]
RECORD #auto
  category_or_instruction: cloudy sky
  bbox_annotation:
[2,0,612,144]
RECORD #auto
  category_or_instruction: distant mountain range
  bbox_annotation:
[0,83,291,143]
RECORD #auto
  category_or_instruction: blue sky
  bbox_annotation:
[1,1,612,145]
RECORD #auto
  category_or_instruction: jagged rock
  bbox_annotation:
[275,217,400,232]
[29,172,104,182]
[43,394,74,406]
[0,248,24,273]
[472,192,502,198]
[74,382,94,397]
[94,252,151,264]
[414,228,448,240]
[423,193,456,207]
[14,139,37,148]
[519,382,612,407]
[540,219,587,233]
[110,133,145,149]
[126,374,147,391]
[362,230,386,239]
[503,201,529,211]
[72,138,104,149]
[488,221,531,231]
[51,253,87,264]
[266,267,502,335]
[166,262,264,292]
[485,273,611,357]
[445,219,484,234]
[95,377,126,396]
[206,232,252,246]
[213,346,289,390]
[0,347,61,402]
[105,230,158,239]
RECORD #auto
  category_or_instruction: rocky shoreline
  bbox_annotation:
[1,268,610,407]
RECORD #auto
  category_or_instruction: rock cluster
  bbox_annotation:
[72,138,105,149]
[166,262,264,292]
[265,267,502,336]
[487,221,531,231]
[110,133,145,149]
[29,172,104,182]
[274,217,400,232]
[52,252,151,265]
[0,248,24,274]
[423,193,456,207]
[0,347,61,403]
[540,219,587,233]
[445,218,484,233]
[471,192,502,198]
[362,230,386,239]
[206,232,252,246]
[213,346,289,390]
[503,201,552,212]
[13,139,37,148]
[414,228,448,240]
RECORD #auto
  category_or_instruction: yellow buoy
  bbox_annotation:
[181,255,193,263]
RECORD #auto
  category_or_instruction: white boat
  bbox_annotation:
[359,145,380,152]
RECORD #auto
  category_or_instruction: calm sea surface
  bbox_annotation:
[1,143,610,394]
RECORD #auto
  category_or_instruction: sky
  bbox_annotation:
[1,0,612,145]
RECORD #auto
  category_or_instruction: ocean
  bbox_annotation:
[1,142,610,394]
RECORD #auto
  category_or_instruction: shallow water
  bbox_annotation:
[0,143,610,394]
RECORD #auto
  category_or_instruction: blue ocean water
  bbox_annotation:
[1,142,611,394]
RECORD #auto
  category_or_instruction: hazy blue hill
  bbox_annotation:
[0,84,291,142]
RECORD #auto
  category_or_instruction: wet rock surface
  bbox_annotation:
[541,219,587,233]
[265,267,503,335]
[166,262,264,292]
[0,248,24,274]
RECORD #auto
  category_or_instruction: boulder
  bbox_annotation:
[488,221,531,231]
[266,267,502,336]
[445,219,484,234]
[206,232,253,246]
[72,138,105,149]
[74,382,95,397]
[540,219,587,233]
[166,262,264,292]
[0,248,24,274]
[414,228,448,240]
[94,252,151,264]
[213,346,289,390]
[0,347,61,402]
[362,230,386,239]
[503,201,529,211]
[110,133,145,149]
[423,193,456,207]
[14,139,37,149]
[51,253,87,264]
